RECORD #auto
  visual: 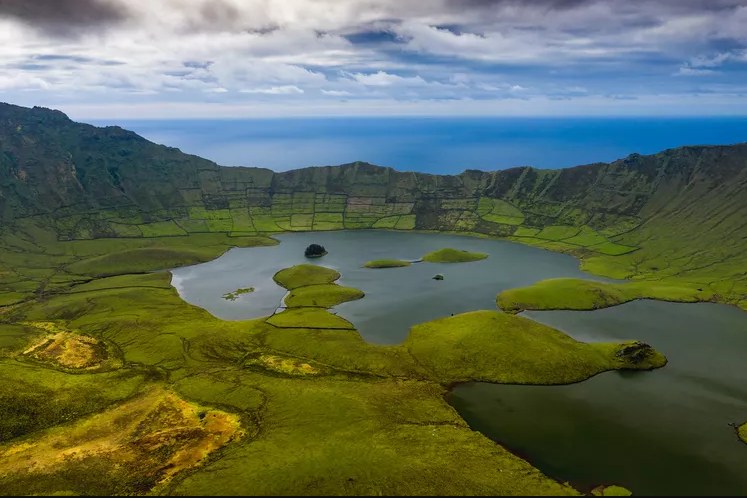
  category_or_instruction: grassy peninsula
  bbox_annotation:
[498,278,715,314]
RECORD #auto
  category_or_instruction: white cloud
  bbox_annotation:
[344,71,429,87]
[676,67,717,76]
[321,89,353,96]
[689,52,732,67]
[241,85,305,94]
[0,0,746,115]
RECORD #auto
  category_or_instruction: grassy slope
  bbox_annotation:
[67,247,222,277]
[0,263,666,496]
[0,227,278,304]
[421,248,489,263]
[498,278,714,313]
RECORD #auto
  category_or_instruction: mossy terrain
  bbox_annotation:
[421,248,489,263]
[363,259,412,268]
[498,278,715,313]
[0,257,667,495]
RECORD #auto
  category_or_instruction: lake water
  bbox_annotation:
[171,231,747,495]
[451,302,747,496]
[97,117,747,174]
[171,231,603,343]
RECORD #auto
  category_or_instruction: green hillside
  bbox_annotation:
[1,103,745,310]
[0,103,744,495]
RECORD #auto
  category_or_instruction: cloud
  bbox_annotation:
[321,89,353,96]
[1,0,747,115]
[344,71,429,87]
[689,53,732,67]
[0,0,129,35]
[676,67,717,76]
[687,49,747,68]
[241,85,305,94]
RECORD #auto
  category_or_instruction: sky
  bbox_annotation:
[1,0,747,119]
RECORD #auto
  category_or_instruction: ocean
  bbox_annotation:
[90,117,747,174]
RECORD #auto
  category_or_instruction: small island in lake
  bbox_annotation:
[433,274,444,281]
[222,287,255,301]
[363,259,412,269]
[422,248,489,263]
[305,244,328,258]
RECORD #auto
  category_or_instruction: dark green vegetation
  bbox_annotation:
[304,243,327,258]
[222,287,255,301]
[433,274,444,280]
[422,248,489,263]
[1,104,746,311]
[363,259,412,268]
[498,278,714,313]
[0,103,743,495]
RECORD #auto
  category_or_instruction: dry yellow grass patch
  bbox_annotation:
[253,355,321,376]
[0,388,242,484]
[22,322,105,369]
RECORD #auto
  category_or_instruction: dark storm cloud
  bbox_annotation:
[0,0,129,35]
[0,0,129,25]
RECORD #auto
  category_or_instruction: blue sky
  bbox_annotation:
[1,0,747,119]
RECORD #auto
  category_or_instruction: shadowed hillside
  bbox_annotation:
[0,103,745,309]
